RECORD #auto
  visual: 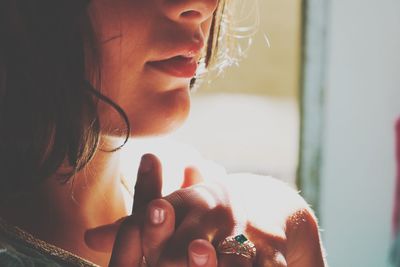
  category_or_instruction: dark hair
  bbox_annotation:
[0,0,228,198]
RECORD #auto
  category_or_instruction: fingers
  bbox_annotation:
[85,154,163,253]
[142,199,175,266]
[188,239,218,267]
[109,154,164,266]
[181,166,204,188]
[133,153,163,213]
[108,216,142,267]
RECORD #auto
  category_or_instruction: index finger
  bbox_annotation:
[108,216,143,267]
[133,154,163,213]
[109,154,163,267]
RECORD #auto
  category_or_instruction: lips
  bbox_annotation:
[148,56,198,78]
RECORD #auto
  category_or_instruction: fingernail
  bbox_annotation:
[139,155,152,173]
[150,207,165,225]
[190,241,210,266]
[190,252,209,266]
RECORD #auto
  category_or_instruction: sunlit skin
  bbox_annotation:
[0,0,218,266]
[93,0,214,136]
[0,0,326,266]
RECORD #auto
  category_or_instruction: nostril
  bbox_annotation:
[181,10,201,19]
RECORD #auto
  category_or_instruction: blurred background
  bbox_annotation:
[172,0,302,185]
[122,0,400,266]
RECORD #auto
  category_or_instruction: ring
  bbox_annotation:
[217,234,256,260]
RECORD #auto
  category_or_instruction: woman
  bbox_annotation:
[0,0,326,266]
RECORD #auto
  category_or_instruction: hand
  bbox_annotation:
[142,162,326,266]
[84,153,163,265]
[218,173,326,267]
[138,157,255,267]
[86,154,326,266]
[85,154,250,266]
[107,198,220,267]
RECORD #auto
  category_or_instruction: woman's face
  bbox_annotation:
[88,0,219,137]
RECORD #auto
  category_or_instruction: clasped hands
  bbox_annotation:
[85,154,326,267]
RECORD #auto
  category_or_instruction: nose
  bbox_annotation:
[159,0,219,24]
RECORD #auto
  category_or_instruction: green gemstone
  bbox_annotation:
[234,234,248,244]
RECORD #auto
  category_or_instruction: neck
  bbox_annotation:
[0,136,130,266]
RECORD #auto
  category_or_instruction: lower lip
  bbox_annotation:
[148,56,198,78]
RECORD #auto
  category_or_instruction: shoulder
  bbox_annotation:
[0,237,63,267]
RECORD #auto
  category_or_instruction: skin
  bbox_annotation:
[90,0,215,137]
[1,0,226,266]
[86,155,326,267]
[0,0,326,266]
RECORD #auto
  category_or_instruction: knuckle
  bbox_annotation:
[143,237,163,250]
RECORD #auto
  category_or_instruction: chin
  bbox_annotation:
[130,88,191,137]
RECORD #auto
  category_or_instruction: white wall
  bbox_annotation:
[320,1,400,266]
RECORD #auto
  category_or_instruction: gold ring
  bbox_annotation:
[217,234,256,260]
